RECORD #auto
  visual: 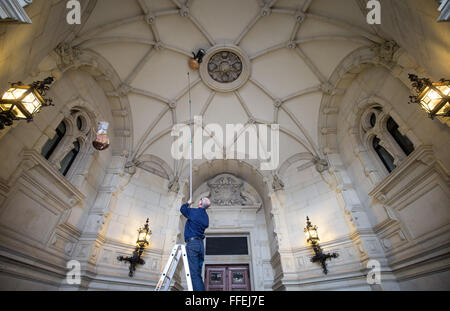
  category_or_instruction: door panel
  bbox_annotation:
[205,265,251,291]
[205,266,227,291]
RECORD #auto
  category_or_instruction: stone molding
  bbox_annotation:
[369,145,449,204]
[0,0,32,24]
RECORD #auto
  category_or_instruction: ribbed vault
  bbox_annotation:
[72,0,384,179]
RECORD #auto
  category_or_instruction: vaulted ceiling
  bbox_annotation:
[74,0,383,176]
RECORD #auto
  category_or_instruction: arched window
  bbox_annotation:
[59,141,80,176]
[372,137,396,173]
[41,121,66,160]
[386,117,415,156]
[40,108,95,179]
[360,105,415,176]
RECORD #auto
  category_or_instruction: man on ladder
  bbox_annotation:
[180,197,211,291]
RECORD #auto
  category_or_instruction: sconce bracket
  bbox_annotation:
[117,247,146,277]
[310,243,339,275]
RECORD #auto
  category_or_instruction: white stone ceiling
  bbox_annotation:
[74,0,382,175]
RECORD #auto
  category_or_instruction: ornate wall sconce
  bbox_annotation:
[304,217,339,274]
[117,218,152,277]
[0,77,54,130]
[408,74,449,120]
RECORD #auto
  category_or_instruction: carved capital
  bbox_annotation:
[371,40,399,65]
[314,158,329,173]
[272,174,285,191]
[168,176,180,193]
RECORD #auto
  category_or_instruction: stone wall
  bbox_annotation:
[334,66,450,291]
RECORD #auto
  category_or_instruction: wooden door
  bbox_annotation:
[205,265,251,291]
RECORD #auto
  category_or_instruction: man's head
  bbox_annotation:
[198,197,211,209]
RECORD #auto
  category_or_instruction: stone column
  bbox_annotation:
[266,174,297,291]
[159,177,186,291]
[63,153,131,290]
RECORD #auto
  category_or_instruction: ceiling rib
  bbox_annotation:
[234,91,253,119]
[154,9,180,17]
[250,42,286,60]
[281,105,319,156]
[249,78,276,100]
[188,14,216,46]
[164,43,193,58]
[293,46,326,84]
[74,15,144,46]
[174,77,202,102]
[234,12,262,46]
[133,106,171,159]
[136,0,149,14]
[281,85,322,103]
[200,91,216,116]
[253,119,317,155]
[306,13,384,43]
[130,87,170,105]
[124,48,156,85]
[294,35,371,45]
[77,37,156,49]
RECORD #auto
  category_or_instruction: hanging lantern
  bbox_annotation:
[408,74,450,120]
[304,216,320,244]
[92,121,110,151]
[136,218,152,248]
[117,218,152,277]
[304,216,339,274]
[0,77,54,130]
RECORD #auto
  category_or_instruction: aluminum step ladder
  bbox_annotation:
[155,244,193,291]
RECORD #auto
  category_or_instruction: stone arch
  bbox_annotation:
[318,44,424,157]
[135,154,174,181]
[54,48,134,159]
[277,152,316,178]
[178,159,279,290]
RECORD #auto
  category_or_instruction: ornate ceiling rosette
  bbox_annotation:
[208,51,242,83]
[199,45,251,93]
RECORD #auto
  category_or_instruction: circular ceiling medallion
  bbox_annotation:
[200,45,251,93]
[208,51,242,83]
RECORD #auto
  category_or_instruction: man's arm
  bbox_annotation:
[180,202,191,219]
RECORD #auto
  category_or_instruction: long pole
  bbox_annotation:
[188,72,193,202]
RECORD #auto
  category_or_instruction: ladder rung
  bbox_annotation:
[156,244,193,291]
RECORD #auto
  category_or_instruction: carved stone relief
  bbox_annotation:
[206,174,255,206]
[208,51,243,83]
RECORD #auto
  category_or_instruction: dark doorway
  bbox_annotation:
[205,265,251,291]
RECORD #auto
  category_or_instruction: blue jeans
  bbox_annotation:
[186,239,205,291]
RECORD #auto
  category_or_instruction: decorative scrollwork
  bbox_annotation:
[208,51,243,84]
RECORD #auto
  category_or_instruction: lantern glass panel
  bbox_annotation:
[437,85,450,96]
[0,103,12,112]
[21,92,42,115]
[420,87,443,113]
[310,228,318,240]
[11,106,27,119]
[2,87,27,101]
[305,226,319,242]
[437,102,450,115]
[138,231,147,243]
[137,230,150,246]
